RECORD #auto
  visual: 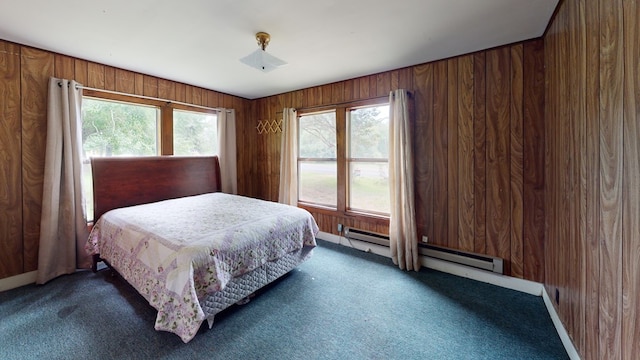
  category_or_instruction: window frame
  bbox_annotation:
[296,97,390,221]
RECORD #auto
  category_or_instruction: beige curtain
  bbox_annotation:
[278,108,298,205]
[389,89,420,271]
[217,109,237,194]
[36,78,91,284]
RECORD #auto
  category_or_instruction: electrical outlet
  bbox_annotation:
[421,235,429,243]
[337,223,343,233]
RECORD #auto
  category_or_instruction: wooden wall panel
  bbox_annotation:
[432,61,448,247]
[115,69,135,94]
[104,66,115,91]
[0,41,23,278]
[545,0,640,358]
[473,52,487,255]
[584,0,601,357]
[54,55,74,79]
[413,64,434,244]
[457,55,474,253]
[485,47,511,273]
[567,0,585,348]
[622,1,640,359]
[20,46,54,272]
[446,59,459,250]
[522,40,545,283]
[143,75,158,98]
[509,45,524,279]
[598,0,624,357]
[87,62,105,89]
[74,60,87,86]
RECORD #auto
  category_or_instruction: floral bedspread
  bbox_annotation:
[86,193,318,342]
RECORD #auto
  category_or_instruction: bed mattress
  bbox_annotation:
[86,192,318,342]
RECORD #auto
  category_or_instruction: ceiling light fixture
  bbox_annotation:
[239,32,287,73]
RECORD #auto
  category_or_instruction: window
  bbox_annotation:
[81,97,160,221]
[297,111,337,207]
[347,105,390,214]
[173,109,218,156]
[296,101,390,217]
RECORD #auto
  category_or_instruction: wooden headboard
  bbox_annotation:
[91,156,221,222]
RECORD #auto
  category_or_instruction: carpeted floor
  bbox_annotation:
[0,239,568,359]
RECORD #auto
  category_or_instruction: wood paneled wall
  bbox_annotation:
[544,0,639,358]
[250,39,545,280]
[0,40,251,279]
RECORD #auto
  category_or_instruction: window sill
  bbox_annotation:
[297,203,390,225]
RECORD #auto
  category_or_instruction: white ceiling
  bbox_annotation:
[0,0,558,100]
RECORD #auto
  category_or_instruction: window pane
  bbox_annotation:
[349,105,389,159]
[82,98,159,221]
[349,162,389,214]
[173,110,218,155]
[298,161,337,207]
[299,112,336,158]
[82,98,158,157]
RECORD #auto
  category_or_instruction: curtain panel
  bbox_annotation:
[36,78,91,284]
[278,108,298,205]
[218,109,237,194]
[388,89,420,271]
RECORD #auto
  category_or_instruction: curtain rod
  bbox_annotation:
[296,91,411,112]
[58,81,231,113]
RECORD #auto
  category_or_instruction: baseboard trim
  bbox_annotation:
[542,287,581,360]
[0,271,37,293]
[317,231,580,359]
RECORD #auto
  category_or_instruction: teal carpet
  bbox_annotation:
[0,240,568,359]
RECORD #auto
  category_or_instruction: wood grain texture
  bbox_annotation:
[115,68,135,94]
[91,156,221,222]
[54,55,74,79]
[447,58,459,249]
[104,66,115,91]
[522,40,545,283]
[583,0,601,357]
[556,3,570,324]
[413,63,434,244]
[473,52,487,255]
[0,41,23,278]
[622,0,640,358]
[567,0,585,347]
[432,61,448,247]
[457,55,474,253]
[74,59,87,85]
[598,0,623,357]
[544,0,640,358]
[509,44,524,279]
[87,62,105,89]
[20,46,54,272]
[485,47,511,273]
[143,75,158,98]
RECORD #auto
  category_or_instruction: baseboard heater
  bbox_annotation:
[344,227,503,274]
[344,227,391,247]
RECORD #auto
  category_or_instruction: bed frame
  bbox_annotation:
[90,155,222,271]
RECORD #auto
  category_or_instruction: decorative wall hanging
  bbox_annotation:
[256,118,282,134]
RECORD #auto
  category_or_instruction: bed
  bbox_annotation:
[85,156,318,343]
